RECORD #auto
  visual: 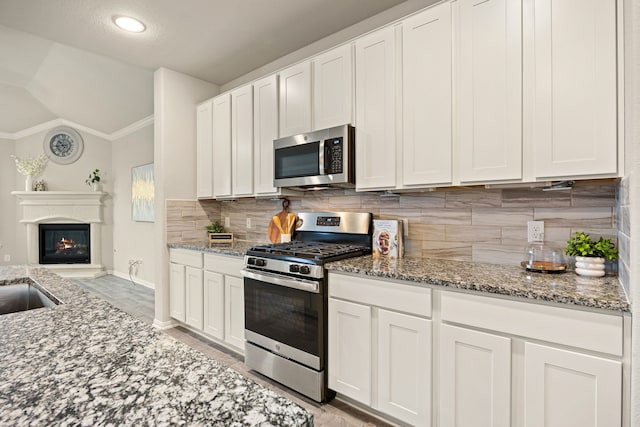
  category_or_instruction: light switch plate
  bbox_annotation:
[527,221,544,242]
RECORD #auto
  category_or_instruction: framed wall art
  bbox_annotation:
[131,163,155,222]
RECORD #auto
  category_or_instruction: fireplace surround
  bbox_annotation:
[12,191,106,278]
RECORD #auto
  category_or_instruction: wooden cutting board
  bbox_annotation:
[267,210,297,243]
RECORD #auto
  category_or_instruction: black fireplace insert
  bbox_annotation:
[39,224,90,264]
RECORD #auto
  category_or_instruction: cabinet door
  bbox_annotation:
[402,3,452,186]
[529,0,617,178]
[524,342,621,427]
[328,298,372,405]
[457,0,522,182]
[377,309,431,426]
[231,84,253,196]
[224,275,245,351]
[185,266,203,329]
[440,324,511,427]
[203,270,224,340]
[196,100,213,198]
[279,61,312,137]
[213,93,232,198]
[313,44,353,130]
[253,74,279,196]
[355,25,397,190]
[169,262,186,322]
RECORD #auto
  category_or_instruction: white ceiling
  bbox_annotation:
[0,0,407,135]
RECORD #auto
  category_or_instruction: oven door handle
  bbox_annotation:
[240,269,320,293]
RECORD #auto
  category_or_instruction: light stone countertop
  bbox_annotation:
[0,265,313,426]
[325,256,630,312]
[168,241,256,257]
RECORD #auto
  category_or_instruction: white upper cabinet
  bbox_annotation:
[196,100,213,198]
[456,0,522,183]
[355,25,397,190]
[402,3,452,187]
[279,61,312,137]
[231,84,254,196]
[253,74,280,196]
[212,93,232,198]
[313,44,353,130]
[527,0,617,179]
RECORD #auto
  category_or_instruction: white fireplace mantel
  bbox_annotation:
[12,191,107,278]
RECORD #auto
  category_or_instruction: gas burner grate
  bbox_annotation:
[248,241,368,260]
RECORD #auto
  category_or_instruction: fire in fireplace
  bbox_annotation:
[39,224,90,264]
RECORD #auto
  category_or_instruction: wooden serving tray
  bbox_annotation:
[520,261,567,273]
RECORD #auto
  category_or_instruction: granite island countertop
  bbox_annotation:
[0,266,312,426]
[325,256,630,312]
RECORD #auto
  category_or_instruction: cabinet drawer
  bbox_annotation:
[441,292,623,356]
[204,253,244,277]
[329,273,431,318]
[169,249,203,268]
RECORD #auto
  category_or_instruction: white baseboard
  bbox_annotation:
[152,318,177,330]
[109,270,155,289]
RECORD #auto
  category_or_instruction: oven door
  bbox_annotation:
[242,269,324,370]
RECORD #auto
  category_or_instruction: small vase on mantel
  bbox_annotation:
[25,175,33,192]
[574,256,606,277]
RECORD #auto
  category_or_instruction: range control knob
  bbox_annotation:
[255,258,266,267]
[289,264,300,273]
[299,265,311,275]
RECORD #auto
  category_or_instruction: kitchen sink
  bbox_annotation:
[0,283,57,315]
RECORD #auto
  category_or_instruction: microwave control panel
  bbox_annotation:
[325,137,343,174]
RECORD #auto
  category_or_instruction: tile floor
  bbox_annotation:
[72,275,394,427]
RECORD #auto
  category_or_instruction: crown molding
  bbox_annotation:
[1,115,154,142]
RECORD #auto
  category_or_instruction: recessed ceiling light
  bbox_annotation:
[113,16,146,33]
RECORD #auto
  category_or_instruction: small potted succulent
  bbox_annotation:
[565,232,618,277]
[206,220,233,245]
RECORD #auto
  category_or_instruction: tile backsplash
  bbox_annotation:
[167,179,618,267]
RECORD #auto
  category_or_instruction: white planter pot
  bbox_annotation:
[25,175,33,191]
[574,256,606,277]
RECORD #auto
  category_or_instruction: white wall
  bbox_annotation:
[0,138,16,265]
[11,128,113,267]
[111,122,155,287]
[624,0,640,423]
[153,67,219,327]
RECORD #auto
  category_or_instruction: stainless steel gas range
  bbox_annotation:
[241,211,372,402]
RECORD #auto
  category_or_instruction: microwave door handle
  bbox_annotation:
[323,140,331,175]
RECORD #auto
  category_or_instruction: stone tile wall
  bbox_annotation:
[169,179,619,266]
[617,176,631,295]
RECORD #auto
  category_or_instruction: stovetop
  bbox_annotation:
[246,241,370,264]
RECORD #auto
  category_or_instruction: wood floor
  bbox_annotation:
[71,275,393,427]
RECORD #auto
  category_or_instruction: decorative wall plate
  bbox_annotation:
[43,126,84,165]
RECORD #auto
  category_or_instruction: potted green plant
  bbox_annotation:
[565,232,618,277]
[206,220,233,245]
[86,169,102,191]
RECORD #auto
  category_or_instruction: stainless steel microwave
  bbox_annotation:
[273,124,355,189]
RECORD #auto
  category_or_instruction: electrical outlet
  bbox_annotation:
[246,218,252,229]
[224,217,230,228]
[4,254,10,262]
[401,218,409,237]
[527,221,545,242]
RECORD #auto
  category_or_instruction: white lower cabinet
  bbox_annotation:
[169,249,244,354]
[377,309,431,425]
[224,275,245,350]
[169,262,186,322]
[203,271,224,340]
[524,342,622,427]
[328,299,372,405]
[184,266,204,329]
[439,324,511,427]
[328,272,626,427]
[328,273,432,426]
